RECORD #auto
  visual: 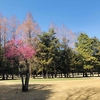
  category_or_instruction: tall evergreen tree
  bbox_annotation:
[76,33,96,76]
[36,29,60,78]
[91,37,100,76]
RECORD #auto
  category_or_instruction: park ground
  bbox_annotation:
[0,77,100,100]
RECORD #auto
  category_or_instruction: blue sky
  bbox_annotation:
[0,0,100,39]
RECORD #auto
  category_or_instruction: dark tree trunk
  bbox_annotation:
[6,73,8,79]
[54,69,57,78]
[72,73,74,77]
[51,72,53,78]
[24,73,30,91]
[67,72,69,78]
[64,73,66,78]
[85,71,88,77]
[21,75,24,91]
[12,74,14,79]
[2,73,5,80]
[83,72,84,77]
[61,72,62,78]
[32,72,35,79]
[98,71,100,77]
[21,59,30,92]
[21,71,30,92]
[46,71,48,78]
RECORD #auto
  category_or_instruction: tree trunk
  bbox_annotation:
[61,72,62,78]
[83,72,84,77]
[51,72,53,78]
[2,73,5,80]
[46,71,48,78]
[21,59,30,92]
[54,70,57,78]
[21,72,30,92]
[24,73,30,91]
[85,71,88,77]
[64,73,66,78]
[6,73,8,79]
[98,71,100,77]
[42,69,45,78]
[21,75,24,91]
[32,72,35,79]
[72,72,74,77]
[12,74,14,80]
[67,72,69,78]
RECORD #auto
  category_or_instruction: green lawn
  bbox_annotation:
[0,77,92,83]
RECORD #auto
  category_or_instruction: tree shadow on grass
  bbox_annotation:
[0,84,54,100]
[66,87,100,100]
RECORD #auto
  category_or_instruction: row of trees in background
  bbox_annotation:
[0,12,100,91]
[34,31,100,78]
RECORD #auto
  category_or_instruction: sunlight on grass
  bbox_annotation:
[1,77,93,83]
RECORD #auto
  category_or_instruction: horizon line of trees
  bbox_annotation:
[0,12,100,81]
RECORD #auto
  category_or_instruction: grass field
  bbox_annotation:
[0,77,100,100]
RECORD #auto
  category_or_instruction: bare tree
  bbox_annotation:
[49,22,76,47]
[0,13,3,45]
[9,15,20,40]
[61,24,76,47]
[2,17,9,47]
[19,12,41,47]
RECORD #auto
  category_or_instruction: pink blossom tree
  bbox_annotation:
[5,39,35,92]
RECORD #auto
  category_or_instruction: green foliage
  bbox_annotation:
[76,33,100,72]
[83,65,94,70]
[34,29,60,77]
[76,33,92,68]
[91,37,100,72]
[76,33,93,57]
